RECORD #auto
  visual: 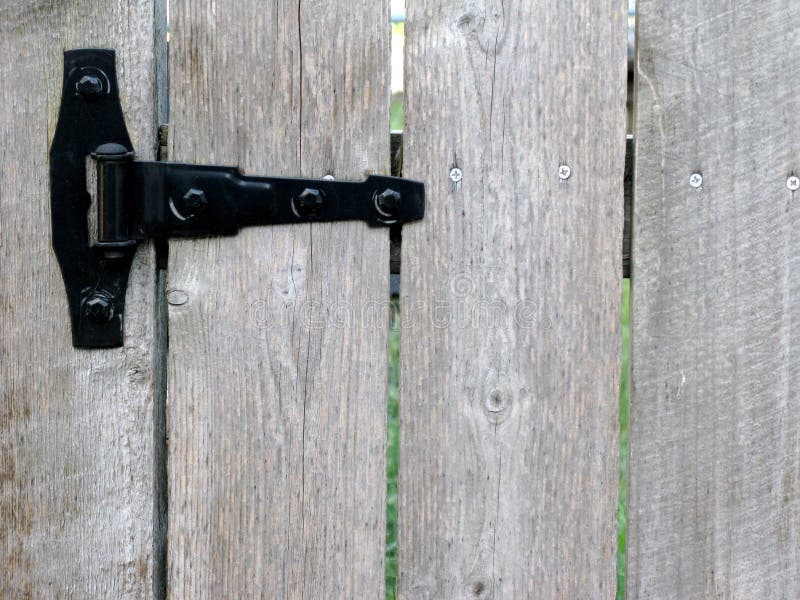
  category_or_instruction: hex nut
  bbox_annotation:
[84,294,114,323]
[293,188,325,217]
[375,188,402,217]
[77,75,103,97]
[182,188,208,216]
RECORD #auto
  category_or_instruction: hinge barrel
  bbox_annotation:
[94,143,136,250]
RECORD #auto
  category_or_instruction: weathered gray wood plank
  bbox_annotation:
[629,2,800,598]
[399,1,627,598]
[165,1,390,596]
[0,3,158,597]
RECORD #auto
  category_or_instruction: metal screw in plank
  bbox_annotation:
[449,167,463,183]
[787,176,800,192]
[689,173,703,188]
[558,165,572,181]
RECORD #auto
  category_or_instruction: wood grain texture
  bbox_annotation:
[165,1,390,597]
[0,2,158,597]
[398,1,627,598]
[629,2,800,598]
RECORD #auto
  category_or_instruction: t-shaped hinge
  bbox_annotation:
[50,49,425,349]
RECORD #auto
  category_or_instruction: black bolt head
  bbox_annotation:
[182,188,208,216]
[375,188,402,217]
[294,188,325,217]
[84,294,114,323]
[77,75,103,97]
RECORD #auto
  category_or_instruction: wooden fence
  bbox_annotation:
[0,1,796,598]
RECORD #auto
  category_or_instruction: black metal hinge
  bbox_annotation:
[50,49,425,349]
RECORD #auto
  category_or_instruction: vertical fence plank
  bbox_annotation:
[166,2,390,597]
[399,1,627,598]
[629,3,800,598]
[0,3,158,597]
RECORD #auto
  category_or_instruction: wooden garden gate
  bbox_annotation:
[1,1,797,598]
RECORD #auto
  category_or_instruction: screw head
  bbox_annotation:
[787,176,800,192]
[323,174,335,181]
[84,293,114,323]
[558,165,572,181]
[181,188,208,217]
[449,167,463,183]
[375,188,402,217]
[689,173,703,188]
[76,75,103,97]
[293,188,325,217]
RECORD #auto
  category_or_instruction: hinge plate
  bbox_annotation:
[50,49,137,348]
[50,49,425,348]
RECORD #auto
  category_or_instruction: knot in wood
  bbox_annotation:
[483,386,513,424]
[167,289,189,306]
